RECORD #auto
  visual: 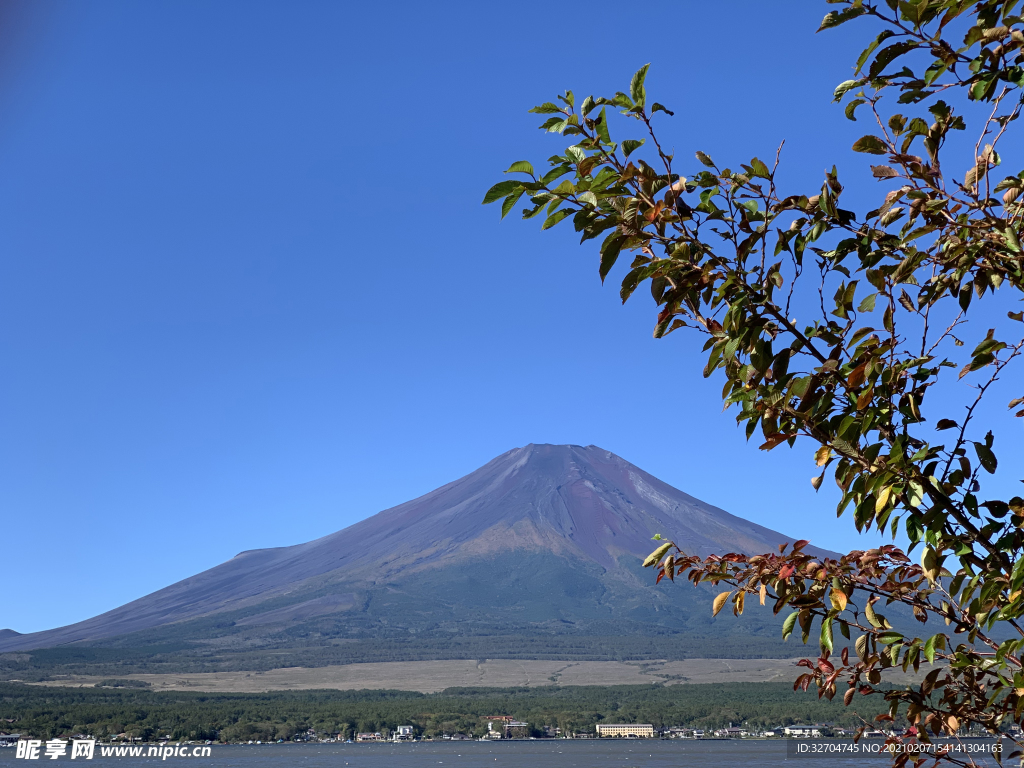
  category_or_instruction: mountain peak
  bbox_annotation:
[0,445,820,653]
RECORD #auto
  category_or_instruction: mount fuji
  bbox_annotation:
[1,445,827,670]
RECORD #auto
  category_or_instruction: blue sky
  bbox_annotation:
[1,1,1020,634]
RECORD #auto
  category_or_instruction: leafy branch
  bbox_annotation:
[486,1,1024,765]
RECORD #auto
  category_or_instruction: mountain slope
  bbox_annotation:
[1,444,827,662]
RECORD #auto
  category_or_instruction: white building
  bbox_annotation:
[596,724,655,739]
[783,725,822,738]
[715,727,747,738]
[665,728,694,739]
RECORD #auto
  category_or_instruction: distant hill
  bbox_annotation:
[0,445,831,674]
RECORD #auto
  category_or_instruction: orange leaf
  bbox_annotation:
[830,589,848,611]
[847,362,868,388]
[712,591,732,616]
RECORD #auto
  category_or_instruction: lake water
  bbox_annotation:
[0,740,1005,768]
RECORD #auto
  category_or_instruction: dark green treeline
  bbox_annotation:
[0,682,891,741]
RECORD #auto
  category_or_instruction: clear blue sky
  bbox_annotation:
[2,1,1020,634]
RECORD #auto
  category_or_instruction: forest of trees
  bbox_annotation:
[0,682,893,742]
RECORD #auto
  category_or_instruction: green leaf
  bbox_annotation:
[782,611,799,640]
[541,208,573,230]
[642,542,672,567]
[908,481,924,507]
[621,139,645,158]
[880,305,897,331]
[855,634,869,661]
[651,102,674,116]
[482,180,521,205]
[500,188,525,219]
[833,79,863,101]
[889,642,902,666]
[630,64,650,107]
[923,60,949,86]
[529,102,563,114]
[971,74,997,102]
[923,635,937,664]
[749,157,770,178]
[974,442,998,474]
[820,618,834,653]
[818,7,866,31]
[852,135,889,155]
[594,107,611,144]
[540,164,573,185]
[845,98,867,121]
[549,179,575,198]
[599,234,628,283]
[1005,227,1022,253]
[521,201,546,220]
[604,92,633,110]
[868,42,917,78]
[865,600,883,628]
[855,31,895,74]
[876,631,904,644]
[879,207,905,227]
[695,151,716,168]
[504,161,535,176]
[857,293,877,312]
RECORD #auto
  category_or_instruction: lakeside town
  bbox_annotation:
[4,721,1015,746]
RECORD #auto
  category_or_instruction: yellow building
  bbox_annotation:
[596,724,655,738]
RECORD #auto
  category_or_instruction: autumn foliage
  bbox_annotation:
[487,1,1024,765]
